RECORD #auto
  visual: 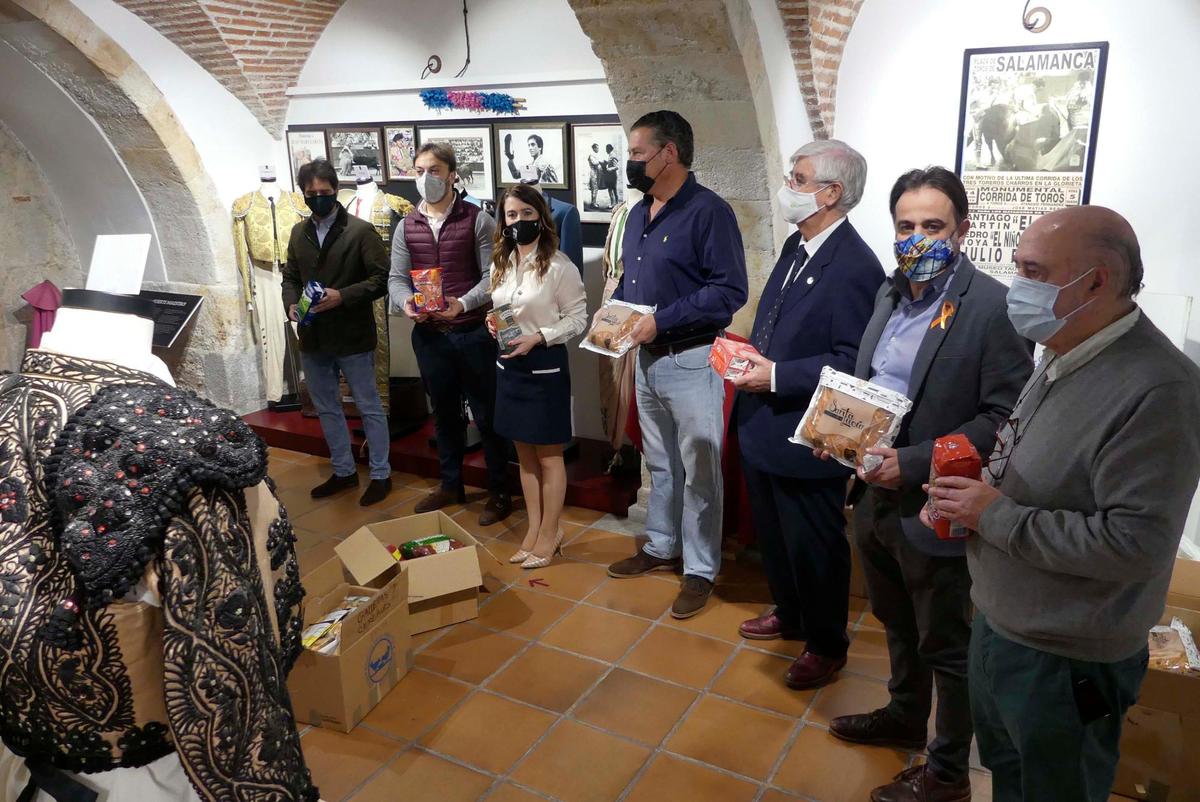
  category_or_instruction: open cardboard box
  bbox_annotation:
[287,554,411,732]
[337,511,497,635]
[1114,558,1200,801]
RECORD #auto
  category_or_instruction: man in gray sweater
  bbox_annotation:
[929,205,1200,801]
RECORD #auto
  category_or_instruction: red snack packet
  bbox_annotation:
[709,337,762,380]
[411,268,445,313]
[927,434,982,540]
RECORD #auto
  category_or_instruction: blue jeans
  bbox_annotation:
[636,344,725,581]
[301,350,391,480]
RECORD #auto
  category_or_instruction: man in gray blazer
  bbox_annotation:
[824,167,1033,802]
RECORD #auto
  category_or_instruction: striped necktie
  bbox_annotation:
[753,246,808,353]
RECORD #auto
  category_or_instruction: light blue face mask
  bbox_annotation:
[1006,268,1095,343]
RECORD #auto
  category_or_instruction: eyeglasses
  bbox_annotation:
[984,416,1022,485]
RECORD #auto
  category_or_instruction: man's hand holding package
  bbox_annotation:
[924,475,1002,532]
[433,297,465,322]
[402,298,429,323]
[629,313,658,345]
[858,447,902,490]
[311,286,343,313]
[731,354,774,393]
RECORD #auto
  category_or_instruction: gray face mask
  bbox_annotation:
[1006,268,1095,343]
[416,173,448,204]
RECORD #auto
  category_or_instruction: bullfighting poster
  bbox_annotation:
[955,42,1108,281]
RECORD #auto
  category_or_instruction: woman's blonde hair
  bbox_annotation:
[491,184,560,288]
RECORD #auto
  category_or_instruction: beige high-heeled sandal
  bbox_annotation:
[521,529,565,570]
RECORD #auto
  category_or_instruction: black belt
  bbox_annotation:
[641,332,720,357]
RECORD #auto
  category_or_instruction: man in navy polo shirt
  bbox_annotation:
[606,110,748,619]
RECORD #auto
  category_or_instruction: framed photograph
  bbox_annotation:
[572,124,627,223]
[285,130,327,189]
[326,127,384,184]
[384,125,417,181]
[955,42,1108,281]
[494,122,568,190]
[417,125,495,200]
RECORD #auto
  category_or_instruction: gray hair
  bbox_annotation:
[789,139,867,212]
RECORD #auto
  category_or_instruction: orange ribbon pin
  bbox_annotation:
[931,301,955,330]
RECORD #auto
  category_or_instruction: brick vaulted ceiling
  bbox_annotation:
[115,0,345,135]
[777,0,864,139]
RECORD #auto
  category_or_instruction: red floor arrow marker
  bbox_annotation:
[528,578,549,588]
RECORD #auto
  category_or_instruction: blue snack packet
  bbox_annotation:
[297,281,325,327]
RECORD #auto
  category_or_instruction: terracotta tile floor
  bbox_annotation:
[269,448,1132,802]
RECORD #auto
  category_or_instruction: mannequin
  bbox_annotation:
[39,289,174,384]
[232,168,309,403]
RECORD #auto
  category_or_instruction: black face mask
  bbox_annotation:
[504,219,542,246]
[626,148,664,193]
[305,193,337,218]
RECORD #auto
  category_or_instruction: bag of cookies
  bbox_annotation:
[926,434,982,540]
[790,366,913,472]
[411,267,445,313]
[580,300,655,358]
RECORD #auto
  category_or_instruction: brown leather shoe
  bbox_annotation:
[414,486,466,514]
[738,609,804,641]
[479,494,513,527]
[607,550,680,578]
[784,651,846,690]
[829,707,928,751]
[670,575,714,619]
[870,765,972,802]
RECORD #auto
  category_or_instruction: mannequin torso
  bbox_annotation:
[38,306,175,385]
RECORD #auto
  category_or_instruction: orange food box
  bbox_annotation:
[927,434,982,540]
[709,337,761,380]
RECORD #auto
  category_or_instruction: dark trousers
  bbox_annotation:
[411,322,509,494]
[744,465,849,658]
[970,615,1148,802]
[853,489,973,780]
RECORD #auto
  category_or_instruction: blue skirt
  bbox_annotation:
[494,344,572,445]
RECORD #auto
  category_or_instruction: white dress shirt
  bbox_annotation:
[491,249,587,347]
[770,216,846,391]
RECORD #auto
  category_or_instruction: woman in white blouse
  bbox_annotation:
[487,184,588,568]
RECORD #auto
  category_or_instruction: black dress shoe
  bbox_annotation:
[310,472,358,499]
[479,494,513,526]
[359,478,392,507]
[829,707,928,751]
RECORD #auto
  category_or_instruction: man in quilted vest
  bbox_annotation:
[389,143,513,526]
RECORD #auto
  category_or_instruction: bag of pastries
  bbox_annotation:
[790,366,913,472]
[580,300,655,358]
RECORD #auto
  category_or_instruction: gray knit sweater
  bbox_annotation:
[969,313,1200,662]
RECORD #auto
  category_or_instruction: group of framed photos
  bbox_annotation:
[286,120,627,223]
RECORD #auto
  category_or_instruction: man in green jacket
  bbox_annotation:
[282,158,393,506]
[929,205,1200,801]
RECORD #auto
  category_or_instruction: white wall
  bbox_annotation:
[70,0,286,209]
[288,0,616,125]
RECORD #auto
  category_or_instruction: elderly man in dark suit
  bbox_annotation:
[733,139,884,690]
[823,167,1033,802]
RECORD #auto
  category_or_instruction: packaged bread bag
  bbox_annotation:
[791,366,912,472]
[925,434,982,540]
[581,300,654,358]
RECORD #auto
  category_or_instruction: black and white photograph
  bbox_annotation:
[326,127,384,184]
[384,125,417,181]
[285,130,327,189]
[572,123,626,222]
[417,125,495,200]
[955,42,1108,280]
[495,123,568,190]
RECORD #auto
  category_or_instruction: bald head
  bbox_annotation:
[1024,206,1143,297]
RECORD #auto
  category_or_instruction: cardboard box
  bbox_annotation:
[1114,558,1200,801]
[709,337,761,380]
[287,557,412,732]
[337,511,491,635]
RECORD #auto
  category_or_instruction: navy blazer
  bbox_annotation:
[736,220,885,479]
[547,195,584,275]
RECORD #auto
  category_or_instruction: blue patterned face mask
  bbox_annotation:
[894,234,956,282]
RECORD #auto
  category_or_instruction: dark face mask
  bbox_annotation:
[305,193,337,218]
[504,219,542,246]
[626,148,664,193]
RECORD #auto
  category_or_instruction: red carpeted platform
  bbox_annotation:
[244,409,641,517]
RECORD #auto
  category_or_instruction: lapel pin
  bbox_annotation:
[806,276,814,285]
[662,235,669,243]
[931,300,955,330]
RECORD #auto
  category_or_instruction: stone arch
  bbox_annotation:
[1,0,260,410]
[778,0,865,138]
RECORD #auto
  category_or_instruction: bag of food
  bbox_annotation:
[925,434,983,540]
[709,337,762,380]
[387,535,467,561]
[489,304,523,355]
[300,594,371,654]
[411,267,445,313]
[580,300,654,358]
[790,366,913,472]
[296,280,326,327]
[1149,617,1200,673]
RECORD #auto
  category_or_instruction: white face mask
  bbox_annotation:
[416,172,448,204]
[777,183,830,225]
[1006,268,1096,343]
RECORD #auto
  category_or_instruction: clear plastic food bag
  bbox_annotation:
[580,300,655,358]
[790,366,913,472]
